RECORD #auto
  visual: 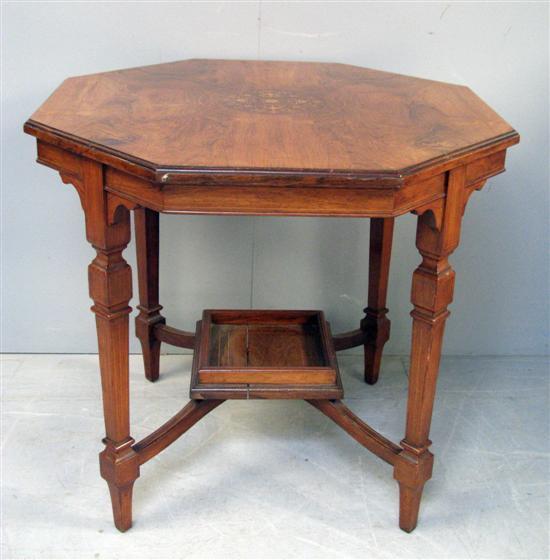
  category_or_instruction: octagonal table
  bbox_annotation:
[24,59,519,533]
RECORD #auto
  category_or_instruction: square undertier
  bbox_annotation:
[190,310,343,400]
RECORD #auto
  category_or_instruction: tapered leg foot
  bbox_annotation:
[136,309,164,383]
[99,439,140,532]
[397,483,424,532]
[393,447,433,533]
[107,481,135,532]
[362,310,390,385]
[141,341,161,383]
[364,345,381,385]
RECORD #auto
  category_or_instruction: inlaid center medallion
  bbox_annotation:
[225,89,326,114]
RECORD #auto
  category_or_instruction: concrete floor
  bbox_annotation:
[2,354,548,559]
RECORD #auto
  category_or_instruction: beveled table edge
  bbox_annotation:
[23,119,519,189]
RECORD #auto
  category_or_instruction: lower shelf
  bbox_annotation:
[190,309,343,400]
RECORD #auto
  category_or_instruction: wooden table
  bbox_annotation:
[24,59,519,533]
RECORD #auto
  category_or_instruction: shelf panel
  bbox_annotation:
[209,323,327,366]
[190,310,343,400]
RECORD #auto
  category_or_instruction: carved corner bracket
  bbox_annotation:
[59,171,139,225]
[411,170,488,230]
[411,198,444,232]
[107,193,139,225]
[59,171,86,211]
[462,179,487,215]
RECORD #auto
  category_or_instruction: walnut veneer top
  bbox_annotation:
[25,59,518,186]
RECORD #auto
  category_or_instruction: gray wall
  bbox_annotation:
[2,2,548,355]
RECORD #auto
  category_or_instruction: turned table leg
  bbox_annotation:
[135,208,165,382]
[83,160,140,531]
[394,167,466,532]
[361,217,394,384]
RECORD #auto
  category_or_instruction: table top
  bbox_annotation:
[25,59,518,187]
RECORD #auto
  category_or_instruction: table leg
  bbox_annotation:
[394,167,465,532]
[361,217,394,384]
[83,160,140,532]
[135,207,165,382]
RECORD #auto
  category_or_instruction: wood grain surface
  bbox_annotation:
[26,59,518,185]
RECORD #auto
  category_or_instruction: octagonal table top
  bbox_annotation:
[24,59,518,187]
